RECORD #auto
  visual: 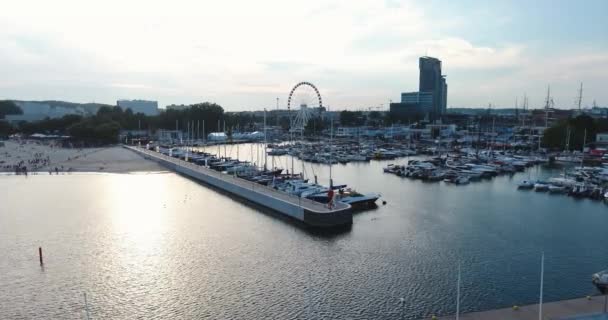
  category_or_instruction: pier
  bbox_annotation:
[435,296,608,320]
[124,146,352,228]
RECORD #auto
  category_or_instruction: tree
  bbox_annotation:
[304,117,326,136]
[0,101,22,119]
[542,115,598,150]
[339,110,365,126]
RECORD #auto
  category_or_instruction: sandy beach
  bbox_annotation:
[0,140,165,173]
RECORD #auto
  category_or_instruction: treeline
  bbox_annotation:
[0,102,272,143]
[542,115,608,150]
[340,110,387,126]
[0,100,22,118]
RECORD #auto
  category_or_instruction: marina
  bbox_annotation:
[1,0,607,318]
[1,157,607,319]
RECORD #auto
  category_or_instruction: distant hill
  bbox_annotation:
[9,100,114,116]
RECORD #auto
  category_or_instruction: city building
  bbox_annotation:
[401,92,434,107]
[4,101,87,123]
[390,56,448,121]
[117,100,159,116]
[419,56,447,118]
[596,133,608,143]
[390,92,433,120]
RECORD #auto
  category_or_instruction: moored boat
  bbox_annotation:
[592,269,608,294]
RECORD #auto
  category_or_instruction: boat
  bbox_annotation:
[383,164,400,174]
[592,269,608,294]
[517,180,534,189]
[348,154,369,162]
[455,176,470,185]
[548,185,567,194]
[534,181,549,192]
[267,149,288,156]
[337,190,380,208]
[569,184,589,198]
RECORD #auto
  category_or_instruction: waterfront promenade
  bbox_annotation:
[436,296,608,320]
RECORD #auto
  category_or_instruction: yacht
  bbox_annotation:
[337,190,380,208]
[517,180,534,189]
[307,188,380,208]
[592,269,608,294]
[548,185,567,194]
[534,181,550,192]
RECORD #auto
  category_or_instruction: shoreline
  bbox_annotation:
[0,140,165,173]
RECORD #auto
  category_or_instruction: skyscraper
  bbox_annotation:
[419,56,447,119]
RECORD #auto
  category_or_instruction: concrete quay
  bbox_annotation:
[125,146,353,228]
[434,296,608,320]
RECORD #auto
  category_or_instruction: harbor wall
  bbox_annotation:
[126,146,352,227]
[174,162,305,220]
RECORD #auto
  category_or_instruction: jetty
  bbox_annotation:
[124,145,352,228]
[435,295,608,320]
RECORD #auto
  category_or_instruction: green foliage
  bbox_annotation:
[0,120,15,137]
[542,115,604,150]
[304,116,326,136]
[386,110,423,125]
[339,110,365,126]
[67,118,120,143]
[155,102,224,134]
[0,101,22,119]
[18,114,83,134]
[369,111,381,119]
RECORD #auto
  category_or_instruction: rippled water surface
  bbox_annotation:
[1,150,608,319]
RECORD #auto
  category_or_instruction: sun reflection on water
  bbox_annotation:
[106,174,170,256]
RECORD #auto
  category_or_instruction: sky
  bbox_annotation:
[0,0,607,111]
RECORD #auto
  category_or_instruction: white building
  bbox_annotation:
[597,133,608,143]
[5,101,86,123]
[117,100,159,116]
[207,132,227,142]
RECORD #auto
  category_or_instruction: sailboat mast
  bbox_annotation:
[544,85,551,128]
[581,129,586,168]
[264,108,267,171]
[577,82,584,113]
[329,108,333,188]
[290,107,294,176]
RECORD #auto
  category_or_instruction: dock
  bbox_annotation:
[125,146,352,227]
[435,296,608,320]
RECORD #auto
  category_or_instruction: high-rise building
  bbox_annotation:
[440,76,447,114]
[419,56,447,119]
[401,92,434,107]
[390,56,448,121]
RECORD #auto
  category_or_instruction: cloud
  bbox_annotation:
[0,0,605,109]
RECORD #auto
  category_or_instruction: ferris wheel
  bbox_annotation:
[287,82,323,133]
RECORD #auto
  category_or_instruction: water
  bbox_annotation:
[1,145,607,319]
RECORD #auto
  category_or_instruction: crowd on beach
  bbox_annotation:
[1,138,162,174]
[0,140,79,175]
